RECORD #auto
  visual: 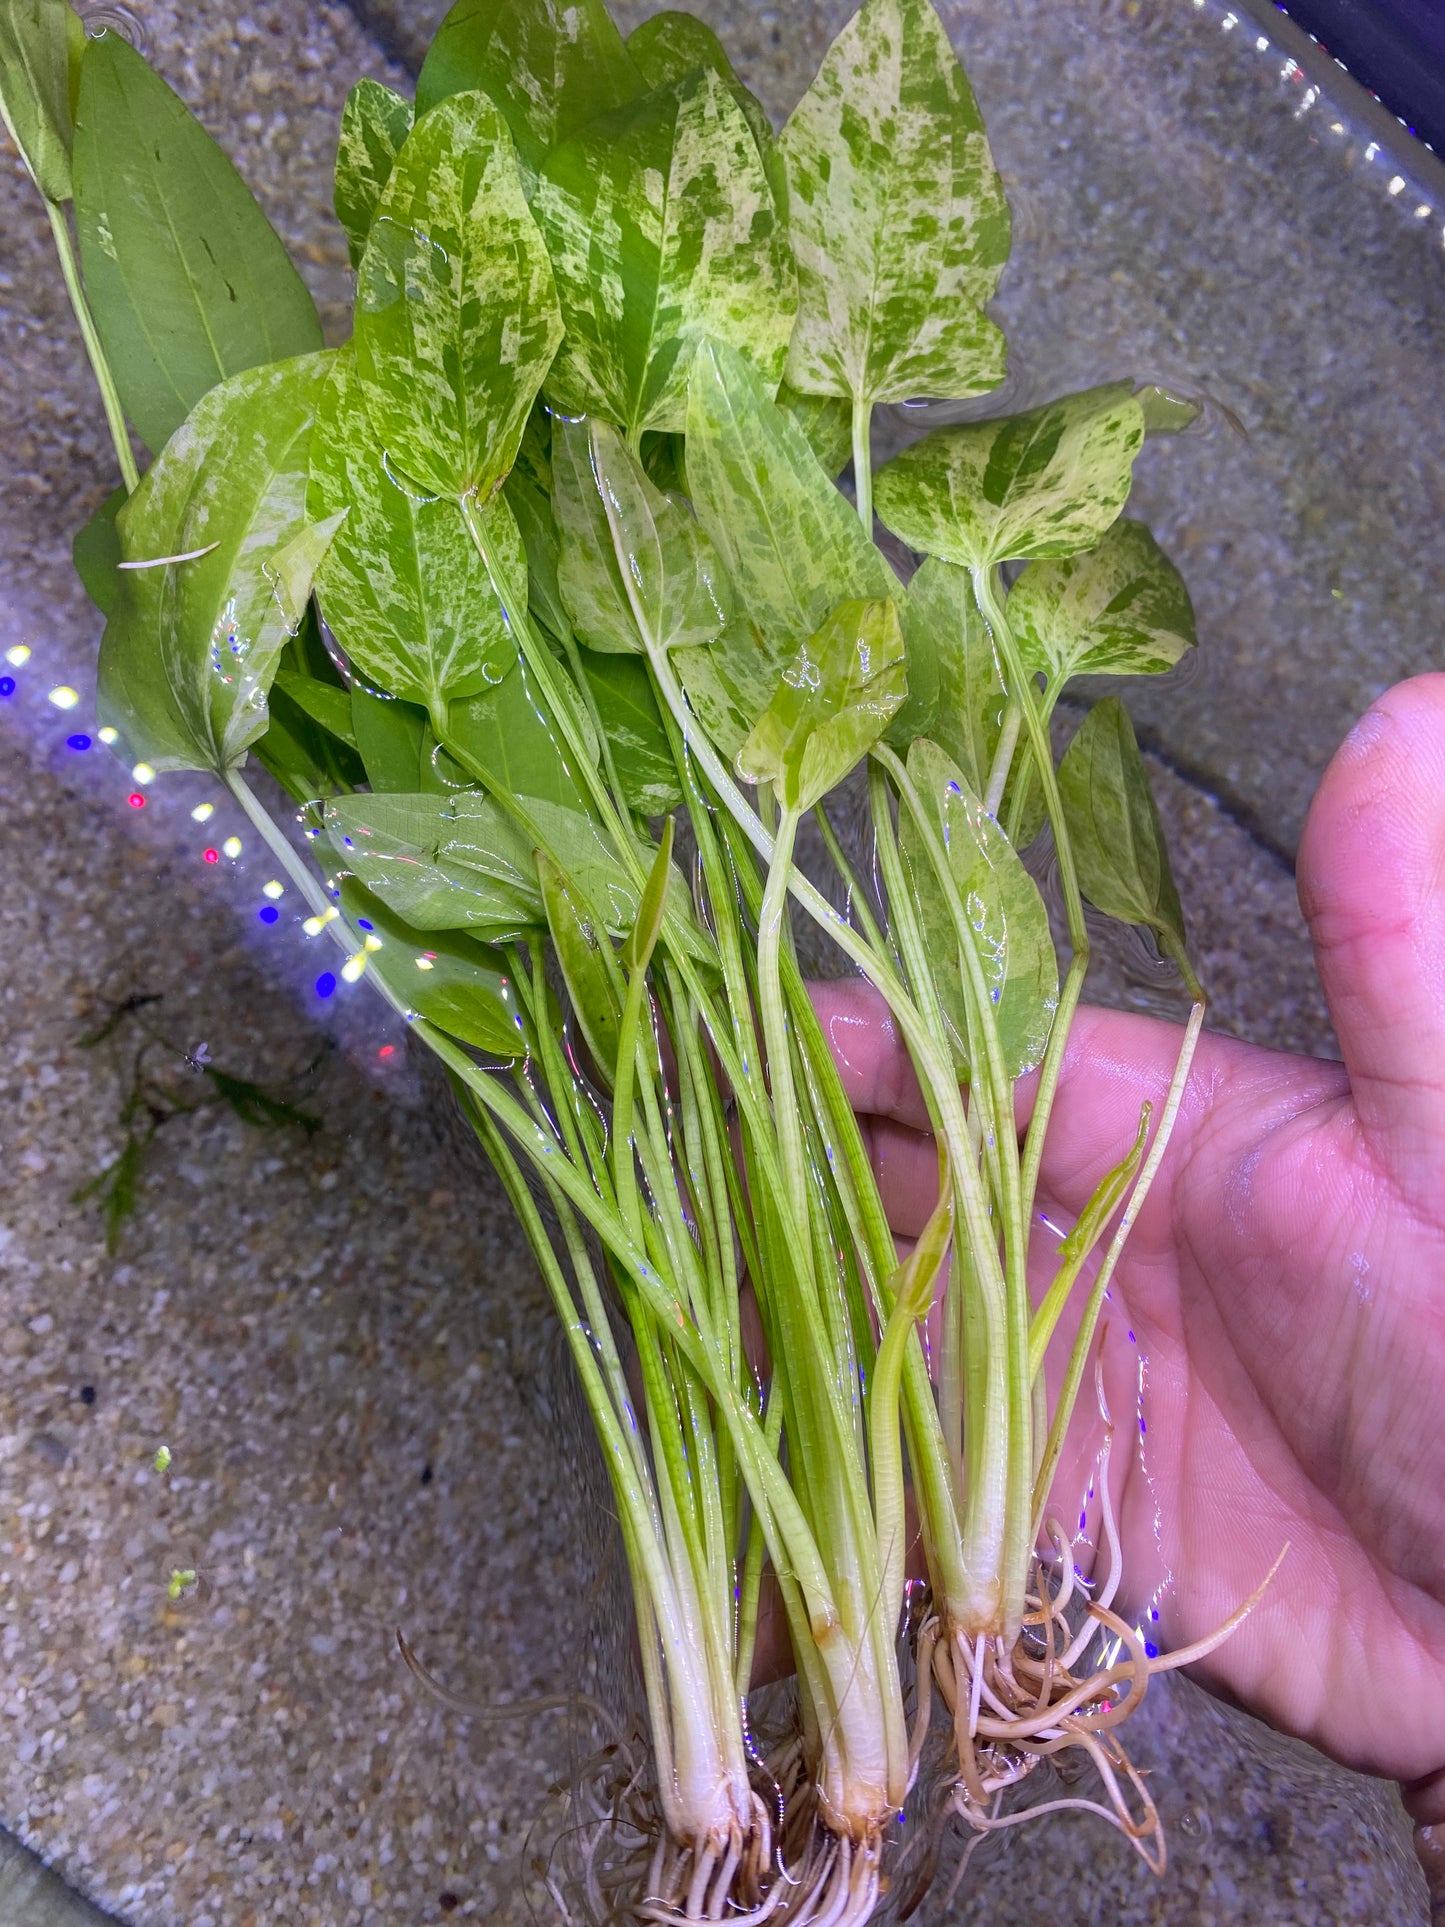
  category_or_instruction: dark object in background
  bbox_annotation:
[1268,0,1445,156]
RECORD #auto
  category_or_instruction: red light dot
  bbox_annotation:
[202,848,219,864]
[378,1044,396,1060]
[127,793,146,809]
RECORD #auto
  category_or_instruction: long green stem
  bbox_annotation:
[46,201,138,493]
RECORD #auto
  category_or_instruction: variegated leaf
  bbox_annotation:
[308,350,523,715]
[887,555,1001,793]
[1009,518,1196,691]
[587,420,730,652]
[898,739,1057,1079]
[98,354,333,776]
[779,0,1009,406]
[334,79,412,268]
[739,597,906,811]
[627,10,784,207]
[354,91,562,500]
[532,67,796,439]
[415,0,643,169]
[874,382,1145,567]
[1057,697,1186,957]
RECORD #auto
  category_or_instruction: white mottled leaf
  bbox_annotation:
[875,382,1145,567]
[1009,518,1196,692]
[98,354,332,776]
[779,0,1009,406]
[355,90,562,500]
[308,350,524,715]
[533,66,796,438]
[334,78,412,269]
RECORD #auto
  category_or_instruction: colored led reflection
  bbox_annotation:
[258,905,279,925]
[222,836,242,859]
[191,802,214,823]
[0,678,14,699]
[67,733,92,751]
[49,686,80,710]
[98,726,118,745]
[5,645,30,667]
[203,848,219,864]
[127,793,145,808]
[315,972,337,999]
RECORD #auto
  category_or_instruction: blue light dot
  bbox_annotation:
[67,733,92,751]
[258,905,280,925]
[0,677,14,698]
[356,918,374,931]
[315,972,337,999]
[1150,1608,1160,1621]
[1144,1641,1159,1659]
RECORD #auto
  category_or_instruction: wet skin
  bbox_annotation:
[813,674,1445,1821]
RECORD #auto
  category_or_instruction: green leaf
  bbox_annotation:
[73,32,322,454]
[581,419,730,655]
[1008,518,1196,692]
[267,511,346,634]
[271,667,357,748]
[537,848,623,1088]
[348,685,446,794]
[627,11,779,180]
[578,648,682,815]
[532,66,796,440]
[0,0,82,202]
[898,738,1057,1078]
[1136,383,1201,436]
[354,90,562,500]
[889,562,1044,845]
[777,383,853,480]
[256,680,364,804]
[72,482,125,616]
[504,465,570,646]
[1057,696,1185,958]
[334,78,413,269]
[325,789,541,935]
[739,597,905,811]
[446,657,589,813]
[96,353,332,776]
[415,0,643,169]
[682,338,897,749]
[778,0,1009,407]
[337,878,525,1058]
[874,382,1146,568]
[308,350,523,714]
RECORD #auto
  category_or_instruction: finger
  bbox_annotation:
[1296,673,1445,1219]
[810,978,931,1130]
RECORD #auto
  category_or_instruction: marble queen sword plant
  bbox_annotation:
[1,0,1279,1918]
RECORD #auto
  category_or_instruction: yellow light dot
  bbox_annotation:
[364,933,383,951]
[222,836,243,859]
[415,956,435,972]
[131,761,155,783]
[1388,175,1406,196]
[191,801,214,822]
[263,880,284,900]
[341,954,366,984]
[6,644,32,667]
[98,726,119,745]
[48,686,80,710]
[303,916,325,937]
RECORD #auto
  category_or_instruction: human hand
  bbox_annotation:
[815,674,1445,1819]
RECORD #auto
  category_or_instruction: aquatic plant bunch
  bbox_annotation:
[1,0,1269,1915]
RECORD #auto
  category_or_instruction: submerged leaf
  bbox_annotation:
[447,657,589,813]
[1136,383,1201,436]
[271,667,357,747]
[334,78,413,268]
[533,66,796,439]
[97,354,332,775]
[0,0,82,203]
[537,849,623,1089]
[888,555,999,791]
[1009,518,1196,692]
[779,0,1009,406]
[683,339,896,750]
[579,648,682,814]
[337,878,525,1058]
[325,789,540,935]
[585,420,730,654]
[898,739,1057,1078]
[416,0,643,167]
[348,685,441,794]
[1057,697,1186,958]
[309,351,523,715]
[739,598,905,812]
[354,90,562,500]
[74,32,322,454]
[874,383,1146,568]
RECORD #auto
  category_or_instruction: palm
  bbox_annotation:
[816,675,1445,1818]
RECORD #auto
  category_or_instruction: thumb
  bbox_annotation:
[1296,673,1445,1219]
